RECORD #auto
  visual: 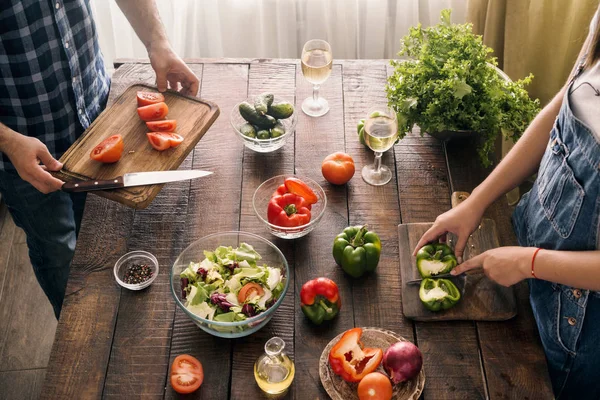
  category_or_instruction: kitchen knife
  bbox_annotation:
[405,272,466,286]
[61,170,212,192]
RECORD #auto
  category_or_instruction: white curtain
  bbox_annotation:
[90,0,467,69]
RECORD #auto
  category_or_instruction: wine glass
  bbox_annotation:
[361,107,398,186]
[301,39,332,117]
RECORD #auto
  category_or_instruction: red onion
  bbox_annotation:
[383,341,423,384]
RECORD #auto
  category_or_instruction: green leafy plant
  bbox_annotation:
[386,9,540,166]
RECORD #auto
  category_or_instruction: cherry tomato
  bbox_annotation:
[137,102,169,122]
[170,354,203,394]
[137,91,165,107]
[146,119,177,132]
[89,134,124,163]
[147,132,171,151]
[284,177,318,205]
[238,282,265,303]
[321,152,355,185]
[357,372,393,400]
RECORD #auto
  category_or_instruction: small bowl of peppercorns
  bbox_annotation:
[114,250,159,290]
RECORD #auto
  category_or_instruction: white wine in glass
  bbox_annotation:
[362,107,398,186]
[301,40,332,117]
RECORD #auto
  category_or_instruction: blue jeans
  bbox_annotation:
[0,170,86,319]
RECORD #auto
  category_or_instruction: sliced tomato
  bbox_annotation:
[170,354,203,394]
[284,177,318,204]
[166,132,184,148]
[147,132,171,151]
[146,119,177,132]
[89,134,124,163]
[238,282,265,304]
[137,102,169,122]
[137,91,165,107]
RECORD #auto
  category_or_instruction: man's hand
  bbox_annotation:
[2,131,64,194]
[149,40,199,96]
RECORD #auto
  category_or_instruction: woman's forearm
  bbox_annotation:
[468,87,565,210]
[534,249,600,291]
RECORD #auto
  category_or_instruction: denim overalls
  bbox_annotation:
[512,66,600,399]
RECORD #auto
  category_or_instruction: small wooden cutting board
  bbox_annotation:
[53,84,219,209]
[399,219,517,321]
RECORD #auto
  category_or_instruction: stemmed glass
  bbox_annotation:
[301,39,332,117]
[361,107,398,186]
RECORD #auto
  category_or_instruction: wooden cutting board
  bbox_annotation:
[399,214,517,321]
[53,84,219,209]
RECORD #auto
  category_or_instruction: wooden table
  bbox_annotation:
[41,59,553,399]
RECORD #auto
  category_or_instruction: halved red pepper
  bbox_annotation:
[300,277,341,325]
[267,193,312,227]
[328,328,383,382]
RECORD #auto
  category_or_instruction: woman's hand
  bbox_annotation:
[412,198,485,260]
[450,246,535,287]
[148,40,199,96]
[2,130,64,194]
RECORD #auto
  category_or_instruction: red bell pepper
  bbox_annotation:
[300,278,341,325]
[328,328,383,382]
[267,193,312,227]
[272,184,288,198]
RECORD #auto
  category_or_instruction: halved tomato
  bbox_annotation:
[89,134,124,163]
[238,282,265,303]
[147,132,184,151]
[146,119,177,132]
[137,91,165,107]
[284,177,318,204]
[170,354,203,394]
[137,102,169,122]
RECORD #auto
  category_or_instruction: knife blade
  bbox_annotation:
[61,170,212,192]
[405,272,465,285]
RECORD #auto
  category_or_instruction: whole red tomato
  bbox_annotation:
[321,152,355,185]
[357,372,393,400]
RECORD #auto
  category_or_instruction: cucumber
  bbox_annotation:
[254,93,274,115]
[267,101,294,119]
[270,122,285,138]
[239,102,277,128]
[239,123,256,138]
[256,130,271,140]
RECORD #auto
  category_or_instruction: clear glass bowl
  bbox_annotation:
[114,250,159,290]
[230,98,296,153]
[170,231,290,339]
[253,175,327,239]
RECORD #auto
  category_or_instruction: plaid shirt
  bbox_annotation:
[0,0,110,171]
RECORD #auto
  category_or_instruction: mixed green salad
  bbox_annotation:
[179,243,285,325]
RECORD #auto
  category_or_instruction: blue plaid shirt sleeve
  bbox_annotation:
[0,0,110,172]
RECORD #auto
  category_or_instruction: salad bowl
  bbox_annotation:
[170,231,289,338]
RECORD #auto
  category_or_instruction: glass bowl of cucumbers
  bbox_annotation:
[231,93,296,153]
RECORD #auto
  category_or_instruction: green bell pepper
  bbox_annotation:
[419,278,461,311]
[357,119,366,145]
[333,225,381,278]
[300,277,341,325]
[416,243,458,278]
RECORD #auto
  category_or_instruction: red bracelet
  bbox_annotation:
[531,248,542,279]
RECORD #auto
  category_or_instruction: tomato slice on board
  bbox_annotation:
[284,177,318,204]
[89,134,124,163]
[146,119,177,132]
[238,282,265,304]
[147,132,171,151]
[170,354,203,394]
[137,91,165,107]
[166,132,184,148]
[137,102,169,122]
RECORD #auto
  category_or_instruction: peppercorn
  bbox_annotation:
[123,263,153,285]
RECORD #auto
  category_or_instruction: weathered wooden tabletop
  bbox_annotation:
[41,59,553,399]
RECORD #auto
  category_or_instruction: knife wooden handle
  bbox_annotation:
[451,191,470,208]
[62,176,124,192]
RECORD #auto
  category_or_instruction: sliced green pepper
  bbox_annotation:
[416,243,457,278]
[333,225,381,278]
[419,278,461,311]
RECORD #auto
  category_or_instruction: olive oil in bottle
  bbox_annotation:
[254,337,295,396]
